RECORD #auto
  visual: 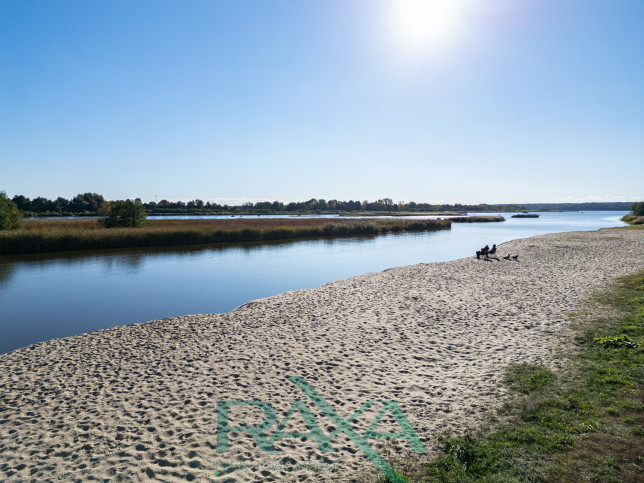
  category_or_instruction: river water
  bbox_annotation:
[0,211,628,354]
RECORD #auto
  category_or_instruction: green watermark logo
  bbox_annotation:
[216,376,426,482]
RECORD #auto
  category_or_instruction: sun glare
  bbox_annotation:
[384,0,470,59]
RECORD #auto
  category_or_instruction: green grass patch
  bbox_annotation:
[384,268,644,482]
[504,364,557,393]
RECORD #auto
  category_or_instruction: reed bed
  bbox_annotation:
[451,215,505,223]
[0,218,452,255]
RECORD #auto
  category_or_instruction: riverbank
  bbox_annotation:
[0,228,642,481]
[0,217,452,255]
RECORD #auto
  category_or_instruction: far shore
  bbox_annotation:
[0,228,642,481]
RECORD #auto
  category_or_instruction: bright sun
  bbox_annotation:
[384,0,470,58]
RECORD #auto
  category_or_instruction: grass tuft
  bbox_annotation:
[504,364,557,394]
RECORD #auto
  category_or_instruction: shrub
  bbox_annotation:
[0,191,22,230]
[100,199,147,228]
[631,202,644,217]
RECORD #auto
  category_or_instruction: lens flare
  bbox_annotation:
[384,0,470,58]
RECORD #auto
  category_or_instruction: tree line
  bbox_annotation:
[11,192,107,216]
[141,198,532,215]
[1,192,146,229]
[2,192,638,219]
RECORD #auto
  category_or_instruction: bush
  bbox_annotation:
[0,191,22,230]
[100,199,147,228]
[631,202,644,216]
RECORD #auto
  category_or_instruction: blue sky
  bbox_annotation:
[1,0,643,205]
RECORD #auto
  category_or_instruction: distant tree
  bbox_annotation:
[271,201,284,212]
[32,196,54,213]
[11,195,32,212]
[0,192,22,230]
[347,200,361,211]
[70,193,105,213]
[54,197,69,214]
[100,199,146,228]
[254,201,272,211]
[304,198,318,211]
[631,202,644,216]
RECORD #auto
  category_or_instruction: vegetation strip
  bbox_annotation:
[0,218,451,255]
[384,266,644,482]
[3,191,637,217]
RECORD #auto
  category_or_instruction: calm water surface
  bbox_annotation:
[0,211,627,354]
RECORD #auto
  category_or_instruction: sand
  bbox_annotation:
[1,228,643,482]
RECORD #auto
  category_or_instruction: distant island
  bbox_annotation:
[512,214,540,218]
[6,193,636,218]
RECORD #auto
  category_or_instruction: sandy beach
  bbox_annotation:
[1,228,643,482]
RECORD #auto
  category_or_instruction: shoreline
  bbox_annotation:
[1,228,643,481]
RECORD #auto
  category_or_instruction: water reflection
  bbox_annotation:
[1,234,387,274]
[0,263,15,290]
